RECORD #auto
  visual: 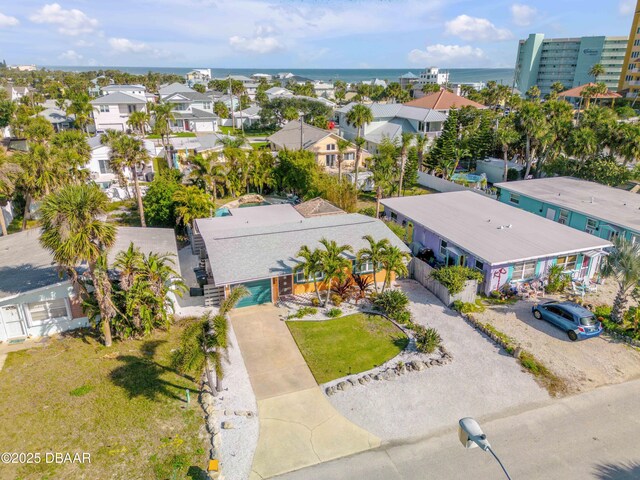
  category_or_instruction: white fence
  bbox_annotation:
[411,258,477,306]
[417,172,495,198]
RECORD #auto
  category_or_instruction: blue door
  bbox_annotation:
[234,279,272,308]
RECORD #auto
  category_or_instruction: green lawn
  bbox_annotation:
[147,132,196,139]
[287,314,408,383]
[0,324,208,480]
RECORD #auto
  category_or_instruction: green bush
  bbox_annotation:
[327,308,342,318]
[430,266,483,295]
[373,290,410,319]
[545,265,571,293]
[331,294,343,307]
[594,304,612,321]
[395,310,412,324]
[311,297,320,307]
[452,299,486,314]
[414,325,442,354]
[358,206,377,217]
[506,168,521,181]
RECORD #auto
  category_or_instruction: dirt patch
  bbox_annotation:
[475,297,640,395]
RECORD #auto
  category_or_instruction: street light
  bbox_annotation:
[458,417,512,480]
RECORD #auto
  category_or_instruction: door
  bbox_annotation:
[278,275,293,297]
[546,208,556,220]
[0,305,26,339]
[234,279,272,308]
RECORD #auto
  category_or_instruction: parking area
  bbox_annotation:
[326,280,549,442]
[475,297,640,394]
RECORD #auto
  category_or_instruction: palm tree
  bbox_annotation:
[65,92,93,133]
[318,238,353,306]
[51,130,91,183]
[397,132,413,196]
[173,185,214,227]
[356,235,390,293]
[568,126,598,164]
[139,251,186,318]
[127,110,150,136]
[293,245,324,303]
[113,242,143,291]
[415,134,428,172]
[335,138,351,181]
[39,184,117,346]
[589,63,605,83]
[617,123,640,166]
[346,104,373,188]
[0,149,22,236]
[496,116,520,181]
[516,101,546,178]
[150,102,175,167]
[601,238,640,323]
[189,154,227,200]
[380,245,411,293]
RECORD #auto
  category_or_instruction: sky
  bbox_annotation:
[0,0,636,69]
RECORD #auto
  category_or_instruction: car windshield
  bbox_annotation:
[580,316,597,326]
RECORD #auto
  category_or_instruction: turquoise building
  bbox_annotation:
[514,34,628,96]
[495,177,640,244]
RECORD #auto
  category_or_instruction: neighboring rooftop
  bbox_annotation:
[404,89,486,110]
[267,120,333,150]
[495,177,640,233]
[336,102,448,123]
[159,82,195,96]
[381,192,611,265]
[558,83,622,99]
[0,227,179,299]
[90,92,146,105]
[197,206,409,285]
[294,198,345,218]
[164,91,211,102]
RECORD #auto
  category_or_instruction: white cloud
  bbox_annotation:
[109,37,149,54]
[619,0,635,15]
[229,25,283,54]
[75,39,94,47]
[30,3,98,36]
[445,15,511,41]
[510,4,537,26]
[59,49,83,62]
[0,12,19,27]
[408,44,486,66]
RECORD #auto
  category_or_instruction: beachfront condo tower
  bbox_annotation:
[618,0,640,97]
[514,34,627,96]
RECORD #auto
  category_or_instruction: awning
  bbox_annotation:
[446,245,463,257]
[584,250,609,257]
[599,224,621,232]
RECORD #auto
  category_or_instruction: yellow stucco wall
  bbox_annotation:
[291,270,392,295]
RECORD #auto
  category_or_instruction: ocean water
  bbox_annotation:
[45,66,515,85]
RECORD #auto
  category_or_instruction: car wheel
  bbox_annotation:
[533,310,542,319]
[567,330,578,341]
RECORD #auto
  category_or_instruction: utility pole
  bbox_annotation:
[300,113,304,150]
[228,75,235,134]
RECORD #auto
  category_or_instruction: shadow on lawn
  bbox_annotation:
[593,461,640,480]
[109,339,191,402]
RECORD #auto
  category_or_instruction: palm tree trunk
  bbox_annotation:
[611,286,628,324]
[375,186,382,219]
[381,271,390,294]
[354,126,362,188]
[524,135,532,178]
[132,173,146,227]
[372,266,379,294]
[89,265,113,347]
[338,158,342,182]
[398,151,407,197]
[503,146,509,181]
[324,278,332,307]
[204,357,217,397]
[312,279,321,302]
[212,181,218,201]
[0,205,7,237]
[21,194,31,231]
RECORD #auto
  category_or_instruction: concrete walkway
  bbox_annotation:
[0,337,49,371]
[230,305,380,479]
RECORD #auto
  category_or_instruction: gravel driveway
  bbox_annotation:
[475,297,640,394]
[326,280,549,442]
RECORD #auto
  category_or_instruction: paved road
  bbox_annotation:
[276,378,640,480]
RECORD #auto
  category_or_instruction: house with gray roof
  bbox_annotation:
[159,82,196,99]
[0,227,180,342]
[381,192,611,295]
[336,102,447,153]
[37,106,74,132]
[192,203,409,307]
[267,120,367,172]
[90,85,153,133]
[162,91,218,133]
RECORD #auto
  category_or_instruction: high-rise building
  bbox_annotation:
[618,0,640,97]
[514,34,627,96]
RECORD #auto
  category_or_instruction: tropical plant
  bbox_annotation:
[150,102,175,166]
[331,277,354,300]
[189,154,226,199]
[39,184,117,345]
[127,110,150,136]
[65,92,94,133]
[545,265,571,294]
[351,273,373,303]
[380,245,411,292]
[397,132,413,196]
[345,104,373,188]
[173,185,214,227]
[413,325,442,354]
[318,238,353,306]
[601,238,640,323]
[357,235,390,293]
[0,148,22,236]
[373,289,410,320]
[327,308,342,318]
[430,265,483,295]
[515,101,547,178]
[293,245,324,303]
[335,138,351,181]
[496,115,520,181]
[589,63,605,83]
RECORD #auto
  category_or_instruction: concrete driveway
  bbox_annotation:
[230,305,379,479]
[326,280,549,441]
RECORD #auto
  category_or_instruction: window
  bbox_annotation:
[439,239,448,257]
[512,261,537,280]
[556,255,577,272]
[127,104,137,113]
[27,299,68,326]
[295,271,324,283]
[509,193,520,205]
[98,159,112,174]
[607,229,619,241]
[344,153,355,160]
[325,154,336,167]
[99,105,110,113]
[474,260,484,271]
[326,143,336,151]
[203,102,211,110]
[585,218,597,234]
[558,209,569,225]
[354,261,374,274]
[631,234,640,245]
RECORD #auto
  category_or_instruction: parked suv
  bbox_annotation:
[531,301,603,341]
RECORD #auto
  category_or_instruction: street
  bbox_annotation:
[275,378,640,480]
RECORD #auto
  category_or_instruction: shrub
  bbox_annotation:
[358,206,377,217]
[311,297,320,307]
[594,304,612,321]
[331,294,343,307]
[414,326,442,354]
[430,266,483,295]
[452,299,486,314]
[288,307,318,319]
[331,277,353,300]
[506,168,521,181]
[327,308,342,318]
[395,310,412,324]
[373,290,410,319]
[545,265,571,293]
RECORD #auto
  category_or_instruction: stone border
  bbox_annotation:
[603,330,640,348]
[460,313,519,356]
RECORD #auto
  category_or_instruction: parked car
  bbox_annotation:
[531,301,603,341]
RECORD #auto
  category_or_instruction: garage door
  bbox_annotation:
[234,279,272,308]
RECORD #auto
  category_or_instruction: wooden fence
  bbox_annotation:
[411,258,477,306]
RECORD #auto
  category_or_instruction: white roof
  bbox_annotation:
[495,177,640,233]
[381,192,611,265]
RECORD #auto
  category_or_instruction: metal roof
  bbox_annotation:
[495,177,640,233]
[381,192,611,266]
[90,92,146,105]
[267,120,332,150]
[197,207,410,285]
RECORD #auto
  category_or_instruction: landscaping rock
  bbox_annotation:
[358,377,367,385]
[362,374,371,382]
[413,361,425,371]
[325,386,336,396]
[336,381,351,391]
[221,421,234,430]
[348,379,357,386]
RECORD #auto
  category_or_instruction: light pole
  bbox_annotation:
[299,112,305,150]
[458,417,512,480]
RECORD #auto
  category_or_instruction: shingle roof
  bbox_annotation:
[495,177,640,233]
[557,83,621,99]
[337,103,447,123]
[267,120,332,150]
[37,107,73,124]
[164,91,211,102]
[90,92,146,105]
[159,82,195,96]
[294,198,345,218]
[172,108,217,120]
[404,89,485,110]
[0,227,179,299]
[381,192,611,265]
[102,84,146,91]
[198,207,410,285]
